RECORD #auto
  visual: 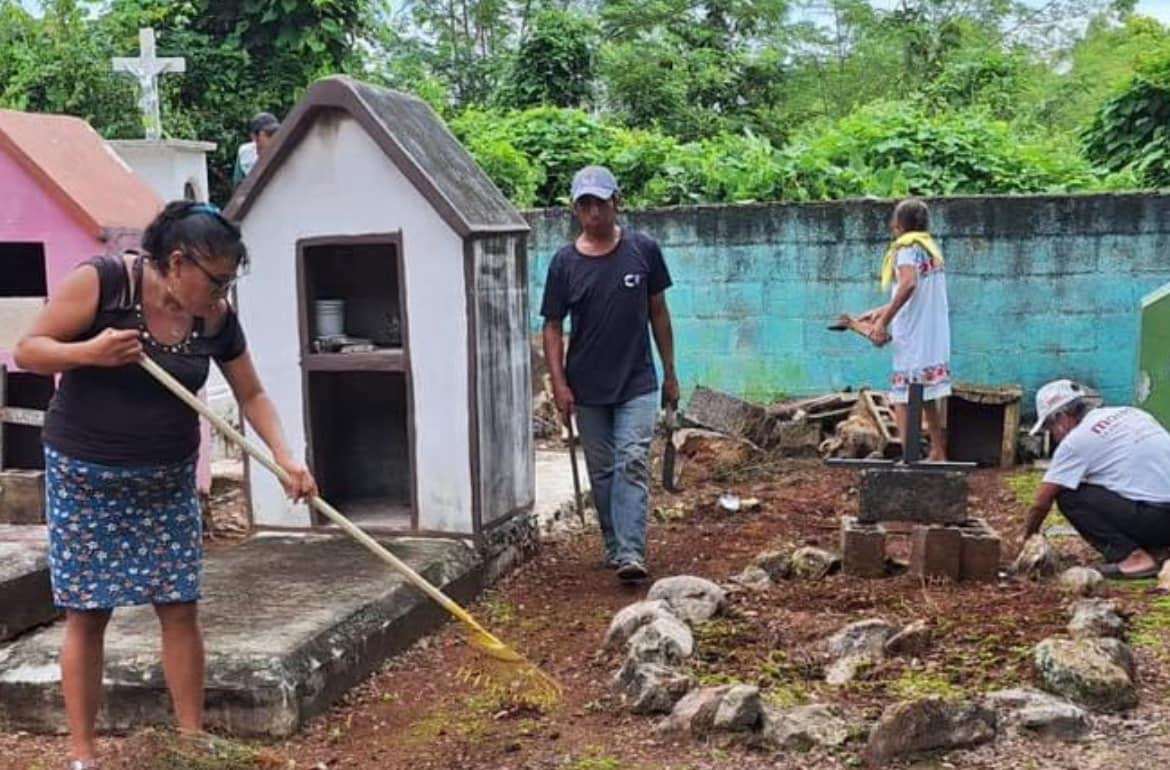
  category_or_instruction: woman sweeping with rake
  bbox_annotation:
[15,201,317,770]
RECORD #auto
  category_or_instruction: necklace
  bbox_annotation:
[134,302,199,354]
[131,256,200,355]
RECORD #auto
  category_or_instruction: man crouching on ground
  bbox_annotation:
[541,165,679,582]
[1023,378,1170,579]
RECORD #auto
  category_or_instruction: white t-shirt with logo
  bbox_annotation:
[1044,407,1170,503]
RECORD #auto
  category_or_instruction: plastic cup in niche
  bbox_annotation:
[314,299,346,338]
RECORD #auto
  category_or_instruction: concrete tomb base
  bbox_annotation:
[0,533,484,737]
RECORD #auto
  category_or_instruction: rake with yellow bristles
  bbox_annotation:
[139,355,561,709]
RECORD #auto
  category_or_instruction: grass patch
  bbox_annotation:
[133,730,283,770]
[1005,470,1043,506]
[403,692,498,748]
[1132,595,1170,659]
[886,669,967,700]
[763,682,811,708]
[564,748,648,769]
[481,594,516,624]
[1005,470,1068,528]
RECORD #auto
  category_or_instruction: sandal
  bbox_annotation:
[66,761,101,770]
[1096,562,1161,580]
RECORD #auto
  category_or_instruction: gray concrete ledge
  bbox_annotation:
[0,526,57,642]
[0,534,483,737]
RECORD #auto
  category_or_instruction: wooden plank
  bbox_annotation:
[0,407,44,427]
[1001,400,1021,468]
[0,364,5,472]
[302,350,406,372]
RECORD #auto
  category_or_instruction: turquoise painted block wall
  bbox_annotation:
[525,194,1170,410]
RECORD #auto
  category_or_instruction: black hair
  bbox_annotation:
[894,198,930,232]
[141,201,249,275]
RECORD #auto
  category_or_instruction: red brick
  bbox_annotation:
[959,520,1001,582]
[841,517,886,578]
[909,525,962,581]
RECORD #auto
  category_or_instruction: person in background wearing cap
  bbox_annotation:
[1022,379,1170,579]
[541,166,678,582]
[231,112,281,188]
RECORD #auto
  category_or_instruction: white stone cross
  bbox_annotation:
[111,28,186,141]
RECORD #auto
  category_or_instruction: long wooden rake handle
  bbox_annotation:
[138,355,500,645]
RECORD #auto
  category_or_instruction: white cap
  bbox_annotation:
[1030,379,1086,435]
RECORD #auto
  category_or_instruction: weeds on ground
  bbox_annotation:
[134,729,283,770]
[1005,470,1069,528]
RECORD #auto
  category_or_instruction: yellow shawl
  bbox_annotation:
[880,231,944,291]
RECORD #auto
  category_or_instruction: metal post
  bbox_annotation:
[903,382,923,463]
[0,364,6,472]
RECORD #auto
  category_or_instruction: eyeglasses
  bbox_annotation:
[183,253,239,297]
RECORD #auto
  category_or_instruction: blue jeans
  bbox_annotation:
[575,391,658,565]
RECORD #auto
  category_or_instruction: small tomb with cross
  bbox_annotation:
[108,27,217,204]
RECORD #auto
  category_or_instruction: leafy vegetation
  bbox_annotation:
[0,0,1166,206]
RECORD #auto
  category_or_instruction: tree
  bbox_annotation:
[597,0,791,139]
[1083,48,1170,187]
[498,7,597,109]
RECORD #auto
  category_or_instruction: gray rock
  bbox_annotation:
[729,566,772,592]
[658,686,727,735]
[1034,637,1138,712]
[1068,598,1126,640]
[885,620,932,658]
[825,654,873,687]
[763,703,852,750]
[712,684,762,732]
[752,549,792,581]
[823,618,895,686]
[865,697,997,764]
[790,547,841,580]
[604,600,678,650]
[646,575,727,625]
[1012,534,1061,579]
[1059,567,1104,597]
[626,615,695,667]
[983,688,1090,741]
[827,618,896,660]
[614,661,693,715]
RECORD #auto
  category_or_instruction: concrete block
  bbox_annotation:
[0,532,57,641]
[858,468,968,525]
[910,525,963,582]
[0,470,45,525]
[959,519,1002,583]
[840,517,886,579]
[769,420,822,457]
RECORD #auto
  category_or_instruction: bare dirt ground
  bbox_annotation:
[3,455,1169,770]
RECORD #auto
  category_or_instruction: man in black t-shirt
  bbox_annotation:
[541,166,679,581]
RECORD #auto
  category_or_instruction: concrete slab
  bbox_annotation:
[0,525,57,641]
[858,467,968,525]
[0,470,45,524]
[0,533,482,737]
[534,449,592,536]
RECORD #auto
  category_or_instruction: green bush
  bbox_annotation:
[1083,50,1170,188]
[450,98,1128,209]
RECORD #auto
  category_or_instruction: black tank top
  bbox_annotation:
[42,254,247,466]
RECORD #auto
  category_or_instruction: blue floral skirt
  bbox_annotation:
[45,446,203,610]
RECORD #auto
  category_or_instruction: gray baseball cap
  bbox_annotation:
[570,165,620,202]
